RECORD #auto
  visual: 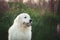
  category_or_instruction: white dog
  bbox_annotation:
[8,13,32,40]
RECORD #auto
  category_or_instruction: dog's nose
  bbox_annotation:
[29,19,32,23]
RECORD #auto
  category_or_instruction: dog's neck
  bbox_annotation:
[14,22,31,32]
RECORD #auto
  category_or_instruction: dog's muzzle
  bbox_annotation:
[23,19,32,26]
[23,22,32,27]
[29,19,32,23]
[26,23,31,26]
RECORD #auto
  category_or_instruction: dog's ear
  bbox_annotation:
[14,15,21,23]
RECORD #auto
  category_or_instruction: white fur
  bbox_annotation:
[8,13,32,40]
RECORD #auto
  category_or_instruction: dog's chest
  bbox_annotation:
[12,28,31,40]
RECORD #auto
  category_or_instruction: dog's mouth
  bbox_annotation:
[23,22,31,26]
[26,23,31,26]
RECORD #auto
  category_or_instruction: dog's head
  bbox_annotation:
[14,13,32,26]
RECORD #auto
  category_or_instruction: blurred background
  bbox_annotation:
[0,0,60,40]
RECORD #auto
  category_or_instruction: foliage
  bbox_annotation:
[0,2,59,40]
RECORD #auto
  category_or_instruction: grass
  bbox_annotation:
[0,2,59,40]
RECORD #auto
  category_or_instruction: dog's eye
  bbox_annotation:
[24,16,27,18]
